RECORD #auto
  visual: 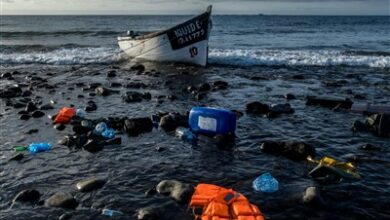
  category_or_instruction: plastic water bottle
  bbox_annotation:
[27,143,51,154]
[76,109,86,118]
[253,172,279,193]
[101,208,124,217]
[102,128,116,139]
[93,122,108,136]
[175,127,196,141]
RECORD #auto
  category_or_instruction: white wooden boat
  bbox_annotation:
[118,5,212,66]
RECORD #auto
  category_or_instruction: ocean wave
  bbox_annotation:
[0,30,122,38]
[0,47,125,65]
[1,47,389,67]
[208,49,390,68]
[0,44,95,53]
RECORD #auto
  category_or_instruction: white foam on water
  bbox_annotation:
[0,47,125,65]
[208,49,390,68]
[1,47,389,68]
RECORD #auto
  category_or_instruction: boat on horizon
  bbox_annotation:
[118,5,213,66]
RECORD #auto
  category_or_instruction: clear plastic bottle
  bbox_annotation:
[101,208,124,217]
[102,128,115,139]
[252,172,279,193]
[24,143,52,154]
[93,122,108,136]
[175,127,196,141]
[76,109,86,118]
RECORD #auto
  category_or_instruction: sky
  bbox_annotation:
[0,0,389,15]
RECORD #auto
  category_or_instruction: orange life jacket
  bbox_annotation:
[190,184,264,220]
[54,107,76,124]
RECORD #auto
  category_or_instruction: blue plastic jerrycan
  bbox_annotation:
[189,107,236,136]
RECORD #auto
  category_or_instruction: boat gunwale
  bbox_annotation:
[118,5,212,42]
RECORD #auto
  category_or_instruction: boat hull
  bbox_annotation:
[118,36,208,66]
[118,6,212,66]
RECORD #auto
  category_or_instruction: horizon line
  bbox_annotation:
[1,14,389,16]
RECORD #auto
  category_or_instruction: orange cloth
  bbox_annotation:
[190,184,264,220]
[54,107,76,124]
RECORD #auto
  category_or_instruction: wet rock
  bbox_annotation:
[260,140,315,161]
[167,95,177,101]
[137,206,162,220]
[13,102,26,108]
[88,83,102,89]
[187,85,197,93]
[106,70,117,78]
[122,91,143,102]
[76,177,106,192]
[124,117,153,136]
[32,110,45,118]
[284,93,296,100]
[48,114,58,121]
[21,90,32,97]
[198,83,211,92]
[142,92,152,100]
[354,94,365,100]
[156,180,194,204]
[20,114,31,120]
[73,124,91,134]
[302,187,324,207]
[25,129,39,134]
[45,192,78,209]
[40,103,54,110]
[95,86,118,96]
[292,74,305,80]
[145,187,157,196]
[54,124,66,131]
[18,110,29,115]
[367,113,390,137]
[359,143,381,151]
[212,81,228,90]
[104,137,122,145]
[131,64,145,72]
[126,82,147,89]
[0,86,22,98]
[13,189,41,204]
[159,113,188,132]
[306,96,353,109]
[25,102,38,112]
[1,72,12,78]
[246,101,269,114]
[85,100,97,112]
[156,146,165,152]
[194,93,205,101]
[351,120,368,132]
[110,82,122,88]
[269,103,295,114]
[83,139,103,153]
[58,213,71,220]
[58,135,73,146]
[9,153,24,162]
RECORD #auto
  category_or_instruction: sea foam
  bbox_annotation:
[1,47,389,67]
[208,49,390,68]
